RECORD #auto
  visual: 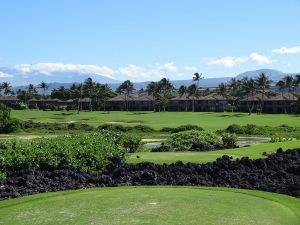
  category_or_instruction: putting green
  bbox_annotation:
[0,187,299,225]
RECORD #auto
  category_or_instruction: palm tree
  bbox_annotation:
[146,81,159,111]
[242,77,257,115]
[117,80,134,111]
[228,78,242,112]
[2,82,12,96]
[217,82,227,112]
[178,85,188,111]
[157,78,174,111]
[187,84,198,112]
[38,81,49,109]
[0,83,3,96]
[70,83,83,113]
[83,78,95,111]
[282,75,294,112]
[193,72,203,89]
[255,73,272,114]
[276,80,287,113]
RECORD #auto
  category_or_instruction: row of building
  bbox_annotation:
[0,92,299,113]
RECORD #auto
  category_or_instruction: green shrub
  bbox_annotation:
[166,130,222,151]
[98,124,154,133]
[99,130,142,153]
[225,124,265,135]
[0,104,23,133]
[161,124,204,133]
[0,133,130,179]
[225,124,244,134]
[221,133,238,148]
[0,171,6,183]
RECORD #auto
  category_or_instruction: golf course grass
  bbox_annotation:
[11,110,300,130]
[0,186,299,225]
[127,140,300,164]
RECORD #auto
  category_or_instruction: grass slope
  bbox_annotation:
[11,110,300,130]
[0,187,299,225]
[127,140,300,164]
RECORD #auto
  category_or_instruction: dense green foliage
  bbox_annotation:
[0,104,23,133]
[24,120,95,132]
[165,130,236,151]
[160,124,204,133]
[0,132,142,181]
[98,124,154,133]
[225,124,300,139]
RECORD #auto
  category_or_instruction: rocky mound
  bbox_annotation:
[1,148,299,200]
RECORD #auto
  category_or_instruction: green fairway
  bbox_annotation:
[127,140,300,164]
[11,110,300,130]
[0,187,299,225]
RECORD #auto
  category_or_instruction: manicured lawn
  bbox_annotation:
[11,110,300,130]
[0,186,299,225]
[127,140,300,164]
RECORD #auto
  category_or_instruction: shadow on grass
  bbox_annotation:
[53,112,74,116]
[218,113,248,118]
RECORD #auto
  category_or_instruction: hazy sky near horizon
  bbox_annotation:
[0,0,300,81]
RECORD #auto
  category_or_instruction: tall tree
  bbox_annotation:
[38,81,49,109]
[116,80,134,111]
[146,81,159,111]
[255,73,272,114]
[193,72,203,90]
[83,77,95,111]
[242,77,257,115]
[70,83,83,113]
[276,80,287,113]
[157,78,174,111]
[0,83,3,96]
[217,82,227,112]
[2,82,12,96]
[178,85,188,111]
[187,84,199,112]
[283,75,295,112]
[228,78,242,112]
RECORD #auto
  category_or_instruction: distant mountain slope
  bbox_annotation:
[4,67,299,93]
[236,69,287,81]
[0,67,119,86]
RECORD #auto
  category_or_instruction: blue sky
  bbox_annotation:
[0,0,300,82]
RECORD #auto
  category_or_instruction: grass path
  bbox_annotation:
[127,140,300,164]
[11,110,300,130]
[0,186,299,225]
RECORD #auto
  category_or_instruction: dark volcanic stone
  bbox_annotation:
[1,148,300,200]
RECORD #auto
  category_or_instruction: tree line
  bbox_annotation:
[0,72,299,113]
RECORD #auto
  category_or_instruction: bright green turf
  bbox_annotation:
[11,110,300,130]
[127,140,300,164]
[0,186,299,225]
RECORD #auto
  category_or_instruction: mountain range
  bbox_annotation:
[0,68,296,93]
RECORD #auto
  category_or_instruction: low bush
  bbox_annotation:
[24,121,95,132]
[98,124,154,133]
[0,132,135,182]
[221,133,238,148]
[165,130,223,151]
[99,131,142,153]
[160,124,204,133]
[0,104,23,133]
[225,124,300,139]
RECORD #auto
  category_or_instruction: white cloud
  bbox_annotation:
[184,66,198,72]
[272,46,300,54]
[118,64,162,79]
[207,56,248,68]
[249,52,271,65]
[0,72,13,78]
[158,62,177,73]
[207,52,271,68]
[14,63,115,78]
